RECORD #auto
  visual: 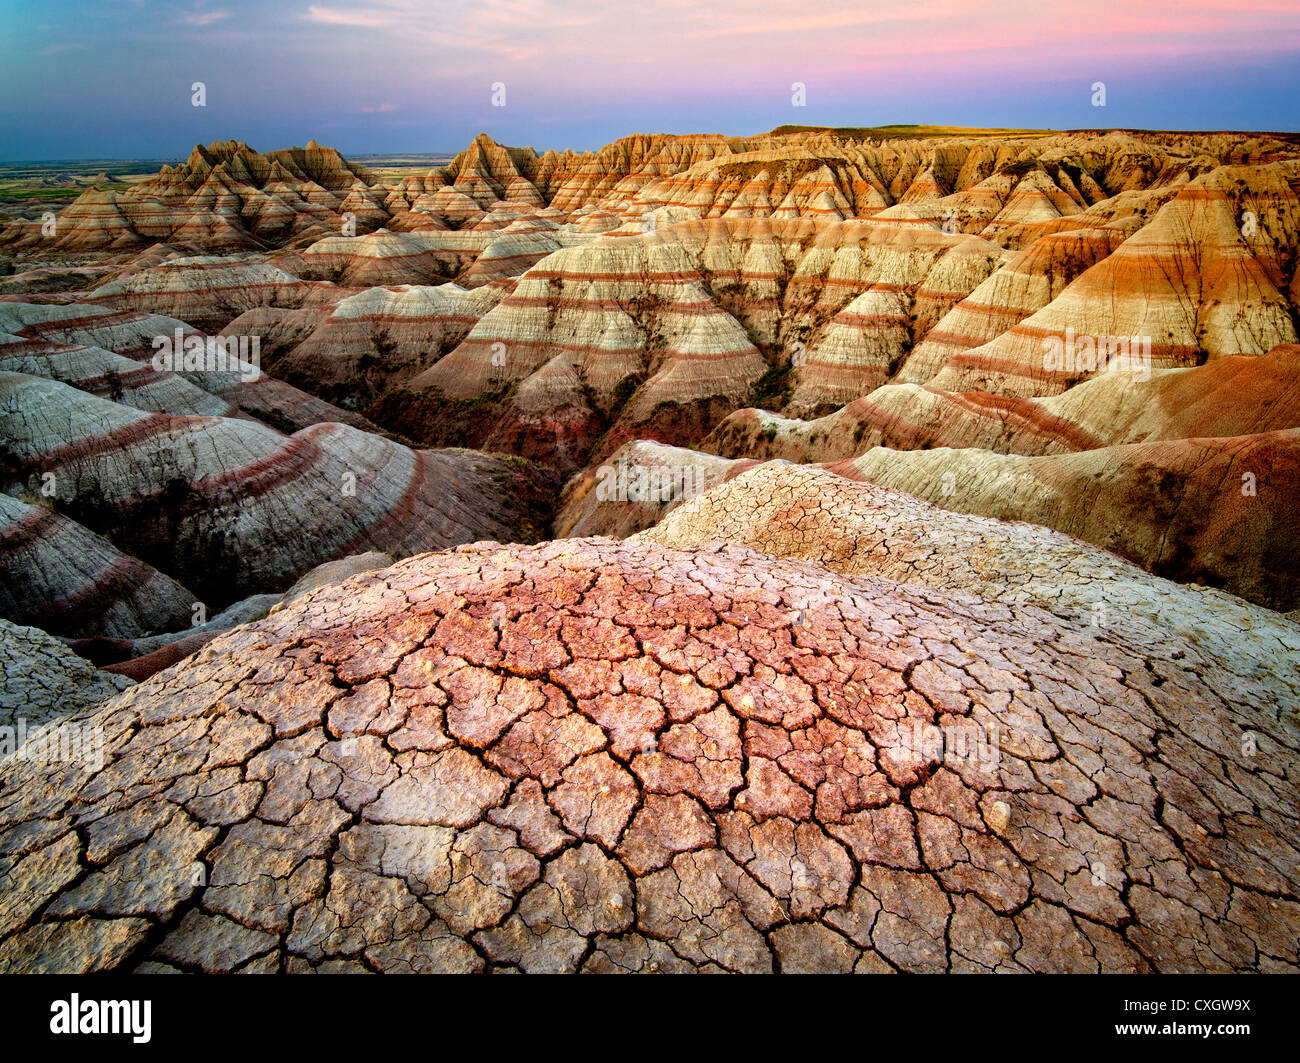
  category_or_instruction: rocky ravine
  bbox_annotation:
[1,533,1296,974]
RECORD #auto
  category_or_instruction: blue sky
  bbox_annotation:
[2,1,1298,160]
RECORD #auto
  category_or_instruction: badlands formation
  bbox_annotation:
[1,127,1298,973]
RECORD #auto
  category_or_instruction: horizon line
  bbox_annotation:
[4,124,1300,165]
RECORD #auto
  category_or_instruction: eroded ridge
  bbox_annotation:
[637,461,1300,707]
[0,538,1296,973]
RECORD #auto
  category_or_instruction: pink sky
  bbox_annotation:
[3,0,1298,158]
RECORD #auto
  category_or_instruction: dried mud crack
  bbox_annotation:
[1,536,1296,973]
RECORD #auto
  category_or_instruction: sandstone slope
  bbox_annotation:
[705,343,1300,463]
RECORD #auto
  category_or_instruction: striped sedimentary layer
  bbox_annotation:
[8,128,1286,272]
[377,215,1013,456]
[0,371,557,614]
[460,218,565,287]
[0,332,235,418]
[0,301,201,362]
[555,440,745,538]
[590,130,1286,233]
[87,257,320,332]
[827,429,1300,611]
[282,230,496,287]
[272,283,505,406]
[705,343,1300,462]
[0,491,197,639]
[776,222,1009,414]
[398,232,769,458]
[924,165,1300,396]
[5,130,1300,605]
[359,143,1298,444]
[0,140,382,252]
[6,134,1295,439]
[0,300,379,433]
[894,222,1133,385]
[366,214,1015,458]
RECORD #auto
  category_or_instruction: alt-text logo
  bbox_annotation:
[50,994,151,1043]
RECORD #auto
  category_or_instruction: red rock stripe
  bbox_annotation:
[496,296,725,316]
[0,503,61,551]
[934,389,1103,450]
[337,441,427,556]
[43,552,160,618]
[34,412,186,470]
[196,427,327,498]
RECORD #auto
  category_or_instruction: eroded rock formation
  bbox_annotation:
[3,126,1300,976]
[0,370,557,625]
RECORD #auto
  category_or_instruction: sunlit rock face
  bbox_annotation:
[0,140,381,253]
[7,130,1296,477]
[706,345,1300,464]
[588,425,1300,613]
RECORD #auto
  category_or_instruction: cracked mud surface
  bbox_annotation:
[637,463,1300,707]
[1,537,1297,973]
[0,618,133,731]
